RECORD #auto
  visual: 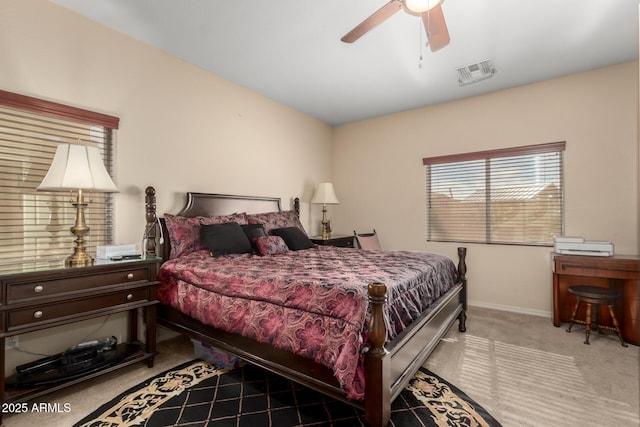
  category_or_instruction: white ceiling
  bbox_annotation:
[52,0,639,126]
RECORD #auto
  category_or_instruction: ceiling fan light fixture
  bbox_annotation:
[403,0,443,14]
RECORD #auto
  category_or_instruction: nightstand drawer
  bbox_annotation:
[7,267,152,303]
[7,287,152,329]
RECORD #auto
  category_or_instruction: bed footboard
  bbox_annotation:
[364,249,467,427]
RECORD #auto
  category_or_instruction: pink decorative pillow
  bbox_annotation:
[253,236,290,256]
[164,212,248,259]
[247,210,307,236]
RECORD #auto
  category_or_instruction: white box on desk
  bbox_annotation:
[96,244,137,259]
[554,241,614,256]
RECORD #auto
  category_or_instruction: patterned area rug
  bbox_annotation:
[74,360,501,427]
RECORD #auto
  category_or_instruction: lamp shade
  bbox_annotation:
[310,182,339,205]
[37,143,118,192]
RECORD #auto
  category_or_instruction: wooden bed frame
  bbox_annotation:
[144,186,467,427]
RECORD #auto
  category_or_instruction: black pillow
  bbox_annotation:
[241,223,267,241]
[201,222,253,257]
[271,227,315,251]
[241,223,267,253]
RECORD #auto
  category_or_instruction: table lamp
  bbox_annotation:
[310,182,339,240]
[37,141,118,267]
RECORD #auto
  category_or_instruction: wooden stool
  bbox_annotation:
[566,286,627,346]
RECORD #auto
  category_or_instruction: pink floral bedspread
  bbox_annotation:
[157,246,458,400]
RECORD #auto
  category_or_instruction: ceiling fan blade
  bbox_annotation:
[341,0,402,43]
[422,4,450,52]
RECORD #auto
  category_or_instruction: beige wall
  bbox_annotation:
[0,0,332,373]
[1,0,333,237]
[332,61,639,316]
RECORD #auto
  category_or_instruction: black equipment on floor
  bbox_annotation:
[6,337,141,388]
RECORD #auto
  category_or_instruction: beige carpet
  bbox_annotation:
[424,307,640,427]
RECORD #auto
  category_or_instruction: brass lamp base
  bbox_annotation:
[320,226,330,240]
[65,189,95,268]
[320,203,330,240]
[65,251,95,267]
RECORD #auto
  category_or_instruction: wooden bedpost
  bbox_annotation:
[294,197,300,216]
[145,186,158,257]
[365,282,390,427]
[457,247,468,332]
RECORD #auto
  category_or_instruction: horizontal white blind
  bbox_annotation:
[424,142,565,246]
[0,91,118,268]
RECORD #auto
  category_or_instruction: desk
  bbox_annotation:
[552,254,639,345]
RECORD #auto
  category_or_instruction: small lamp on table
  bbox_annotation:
[310,182,340,240]
[37,141,119,267]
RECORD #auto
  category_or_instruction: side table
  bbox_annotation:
[0,257,160,423]
[310,235,355,248]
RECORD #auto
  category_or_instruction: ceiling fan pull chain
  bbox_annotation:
[425,7,430,39]
[418,20,424,69]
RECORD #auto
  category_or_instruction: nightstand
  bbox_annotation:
[0,257,160,422]
[310,234,355,248]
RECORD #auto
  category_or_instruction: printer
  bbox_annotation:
[553,236,614,257]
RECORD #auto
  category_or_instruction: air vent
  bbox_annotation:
[457,59,497,86]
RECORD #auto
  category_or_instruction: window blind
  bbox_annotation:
[0,90,119,267]
[423,142,565,246]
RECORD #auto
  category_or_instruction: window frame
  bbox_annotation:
[423,141,566,246]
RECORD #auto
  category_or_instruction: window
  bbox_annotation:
[0,90,119,268]
[423,142,565,246]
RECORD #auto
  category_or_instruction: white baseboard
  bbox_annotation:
[468,301,551,318]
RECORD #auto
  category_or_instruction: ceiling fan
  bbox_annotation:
[341,0,450,52]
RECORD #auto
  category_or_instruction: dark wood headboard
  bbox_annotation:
[176,192,282,217]
[144,187,299,261]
